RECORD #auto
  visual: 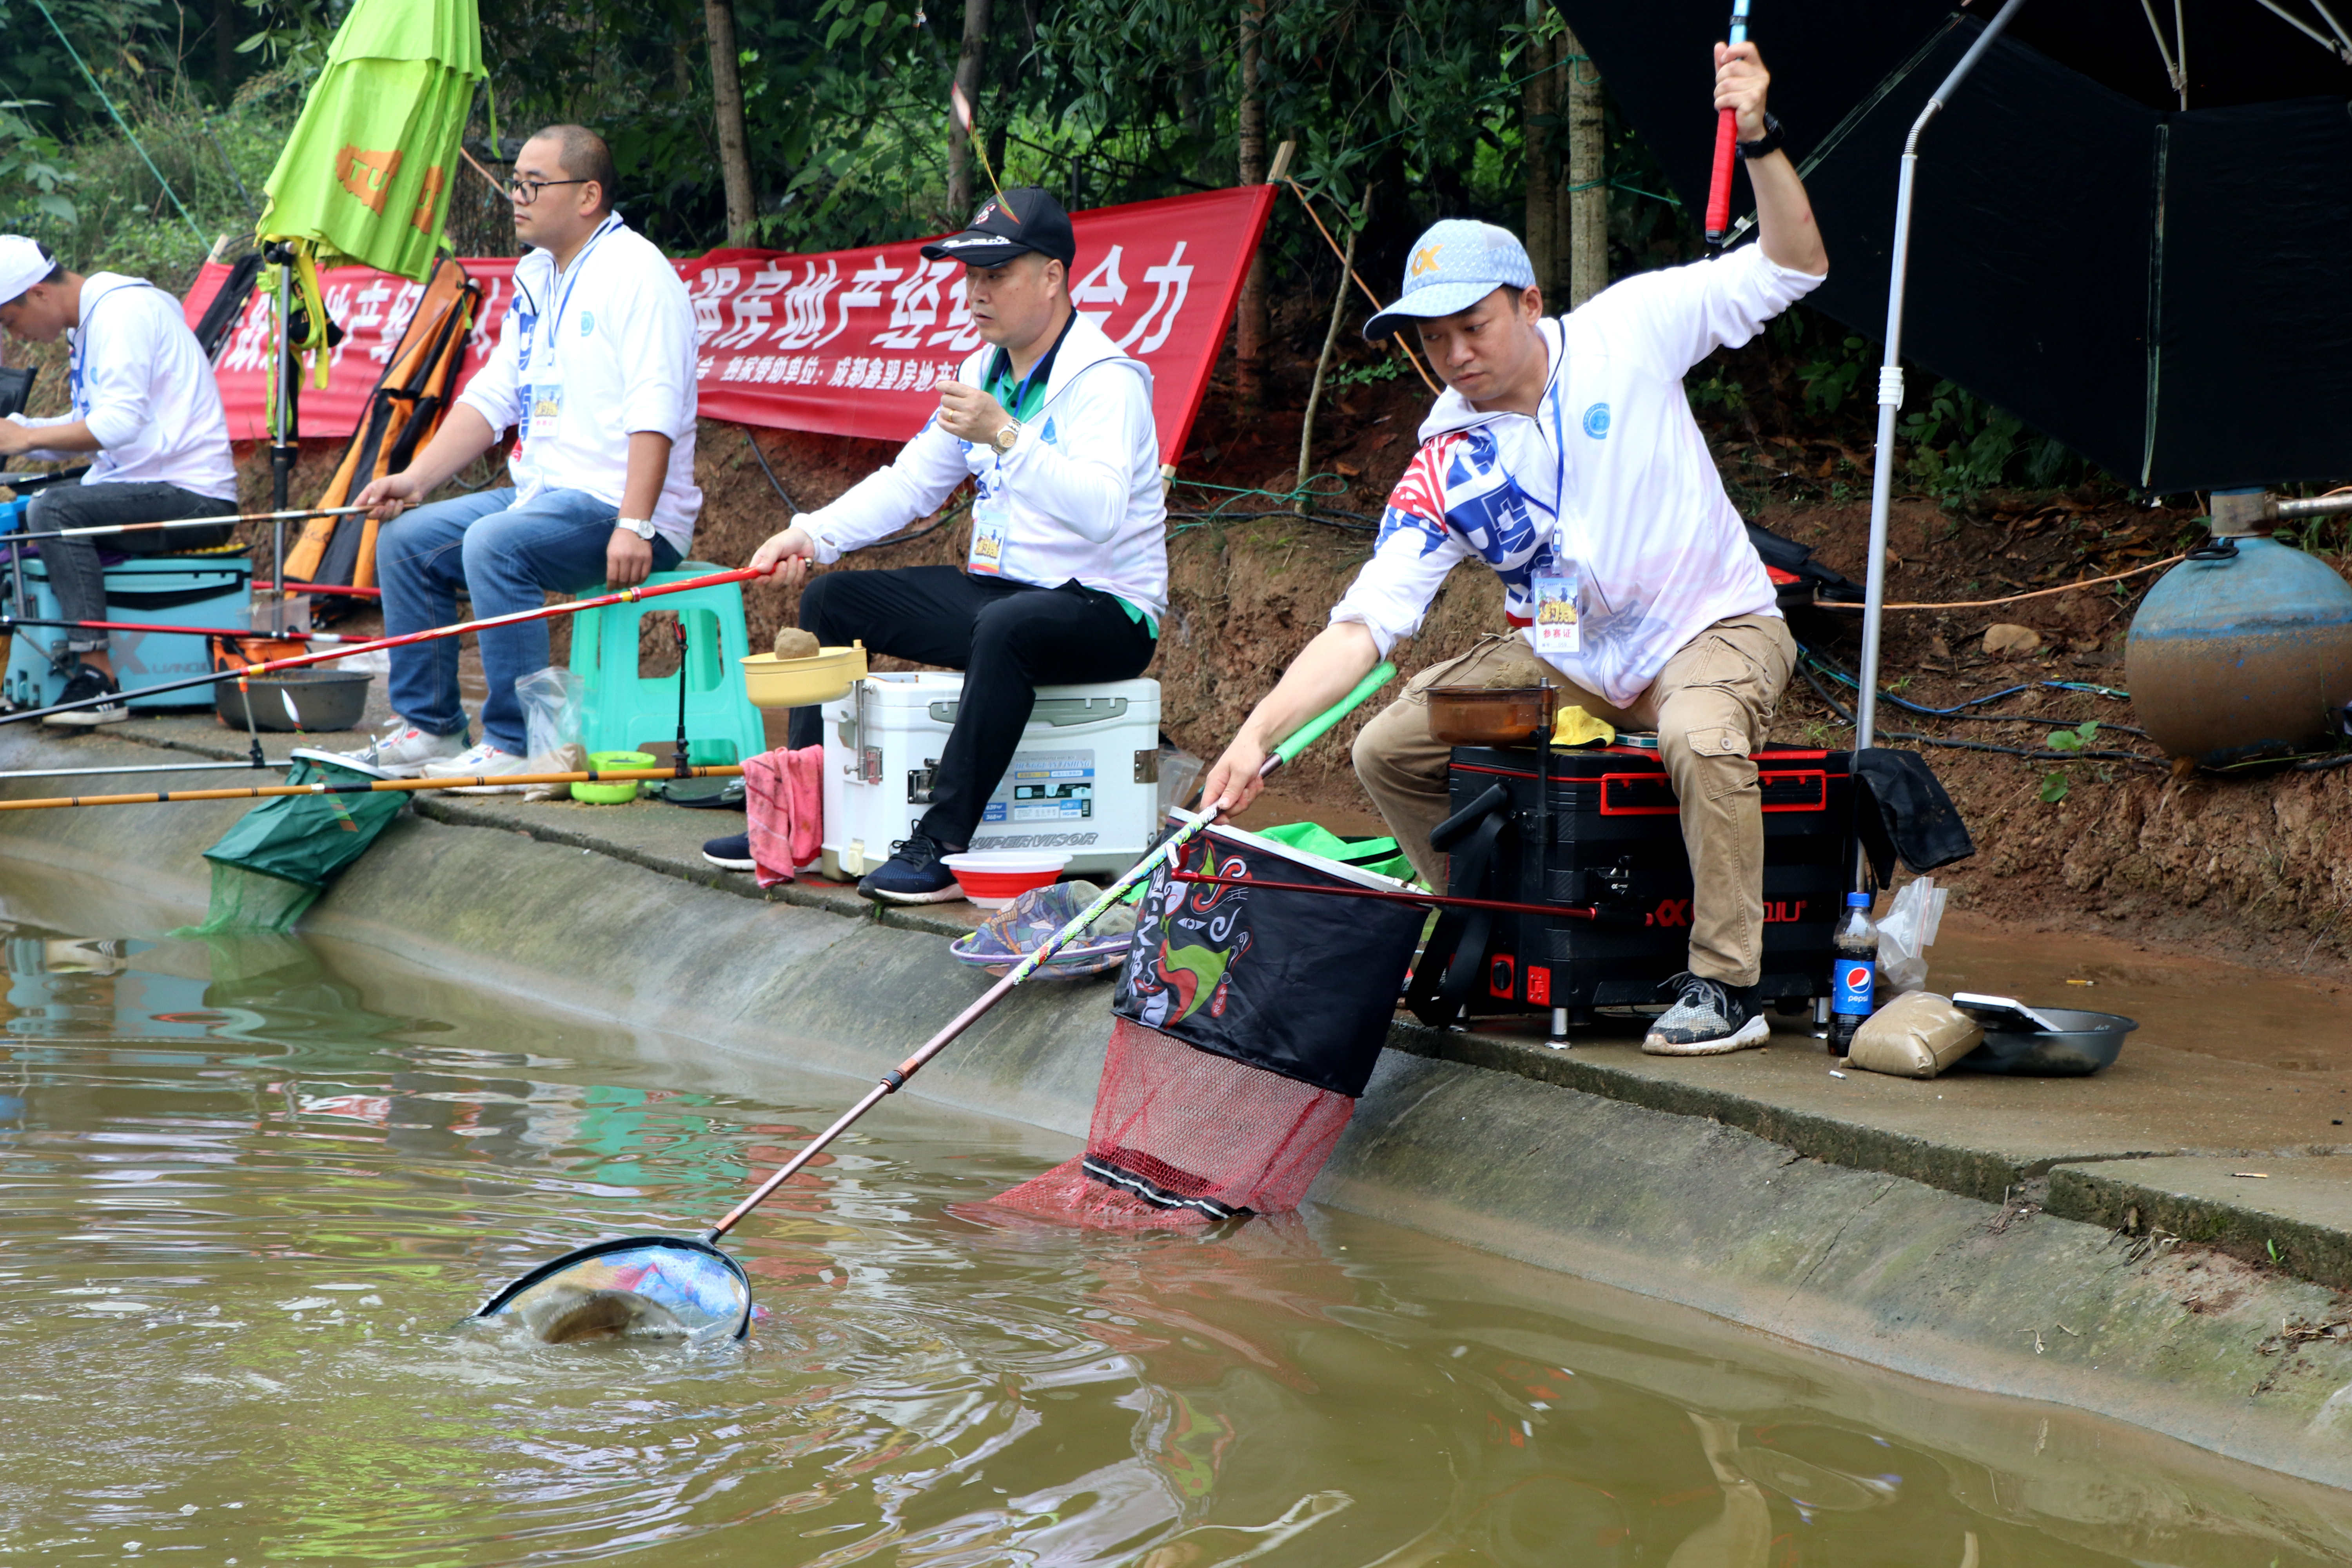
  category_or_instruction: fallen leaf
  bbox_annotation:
[1334,460,1362,477]
[1983,624,2043,657]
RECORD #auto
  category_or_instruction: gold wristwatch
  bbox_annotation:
[991,420,1021,455]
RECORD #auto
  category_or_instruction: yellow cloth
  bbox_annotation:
[1552,704,1616,748]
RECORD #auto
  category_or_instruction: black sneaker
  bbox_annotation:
[42,664,129,727]
[1642,971,1770,1056]
[856,829,965,904]
[701,832,756,871]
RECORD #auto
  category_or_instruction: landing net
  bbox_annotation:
[991,1018,1356,1228]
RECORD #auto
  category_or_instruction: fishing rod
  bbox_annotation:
[0,758,290,781]
[0,503,367,547]
[1704,0,1755,245]
[252,581,382,599]
[0,614,371,644]
[0,564,768,727]
[0,762,747,813]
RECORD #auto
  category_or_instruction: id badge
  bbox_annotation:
[529,381,563,439]
[1532,570,1582,657]
[969,482,1010,577]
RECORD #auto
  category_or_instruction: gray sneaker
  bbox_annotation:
[336,720,468,779]
[1642,971,1770,1056]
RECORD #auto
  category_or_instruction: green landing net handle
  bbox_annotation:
[1272,661,1397,767]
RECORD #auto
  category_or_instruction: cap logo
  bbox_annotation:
[1410,244,1443,278]
[975,201,998,225]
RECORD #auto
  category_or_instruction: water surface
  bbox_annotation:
[0,893,2347,1566]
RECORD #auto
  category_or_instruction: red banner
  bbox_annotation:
[183,185,1271,466]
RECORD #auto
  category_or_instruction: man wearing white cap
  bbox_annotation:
[0,236,239,725]
[1203,40,1828,1056]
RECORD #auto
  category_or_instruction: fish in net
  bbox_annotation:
[989,1017,1359,1227]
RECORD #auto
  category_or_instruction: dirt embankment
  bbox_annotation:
[207,342,2351,978]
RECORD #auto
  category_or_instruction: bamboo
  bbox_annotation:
[0,764,746,813]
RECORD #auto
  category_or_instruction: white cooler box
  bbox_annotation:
[820,673,1161,881]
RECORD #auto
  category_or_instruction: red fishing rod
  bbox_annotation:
[0,564,767,727]
[253,581,383,599]
[0,614,372,644]
[1704,0,1755,245]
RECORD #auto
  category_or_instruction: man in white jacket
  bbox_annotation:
[1203,42,1828,1055]
[345,124,701,786]
[729,187,1165,903]
[0,236,239,726]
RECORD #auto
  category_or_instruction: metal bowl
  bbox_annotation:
[215,670,373,733]
[1425,684,1558,745]
[1949,1006,2137,1076]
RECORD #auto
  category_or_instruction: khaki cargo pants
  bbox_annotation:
[1352,614,1798,987]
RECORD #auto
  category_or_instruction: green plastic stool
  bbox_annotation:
[567,561,767,766]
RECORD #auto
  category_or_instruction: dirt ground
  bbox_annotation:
[23,308,2348,981]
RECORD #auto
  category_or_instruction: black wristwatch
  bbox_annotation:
[1737,112,1785,160]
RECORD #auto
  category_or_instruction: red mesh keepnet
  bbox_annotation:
[991,1017,1357,1228]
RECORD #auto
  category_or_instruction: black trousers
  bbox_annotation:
[791,565,1158,848]
[25,482,235,657]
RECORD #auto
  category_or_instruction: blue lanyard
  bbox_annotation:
[67,280,145,418]
[543,216,621,368]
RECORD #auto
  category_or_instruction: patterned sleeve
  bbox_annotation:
[1326,434,1473,656]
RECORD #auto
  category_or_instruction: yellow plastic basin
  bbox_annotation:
[739,641,868,709]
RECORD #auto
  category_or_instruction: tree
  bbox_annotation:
[704,0,756,246]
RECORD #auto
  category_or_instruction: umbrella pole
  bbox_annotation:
[1858,0,2033,752]
[268,242,298,639]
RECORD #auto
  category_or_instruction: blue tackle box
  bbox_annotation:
[3,547,254,710]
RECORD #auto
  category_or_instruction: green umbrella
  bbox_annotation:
[257,0,486,282]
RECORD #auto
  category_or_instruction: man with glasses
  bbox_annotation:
[341,123,701,786]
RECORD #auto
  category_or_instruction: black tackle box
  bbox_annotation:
[1417,742,1857,1020]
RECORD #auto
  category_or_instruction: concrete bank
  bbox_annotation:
[7,719,2352,1491]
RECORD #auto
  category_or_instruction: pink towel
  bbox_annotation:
[744,745,823,887]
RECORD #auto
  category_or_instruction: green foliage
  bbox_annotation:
[2038,771,2069,804]
[2044,720,2100,754]
[1798,334,1870,415]
[0,100,79,225]
[1901,378,2084,501]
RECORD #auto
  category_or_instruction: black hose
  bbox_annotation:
[742,427,798,515]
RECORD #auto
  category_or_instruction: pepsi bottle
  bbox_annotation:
[1827,892,1878,1056]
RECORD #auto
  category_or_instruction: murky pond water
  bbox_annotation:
[2,885,2350,1566]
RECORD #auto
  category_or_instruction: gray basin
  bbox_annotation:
[1951,1005,2137,1076]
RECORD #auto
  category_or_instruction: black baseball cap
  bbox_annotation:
[920,186,1076,269]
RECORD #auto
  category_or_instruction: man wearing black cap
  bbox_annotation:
[722,187,1167,902]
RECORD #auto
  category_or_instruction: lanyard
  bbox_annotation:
[1542,327,1589,570]
[984,311,1076,423]
[542,215,621,368]
[67,281,147,418]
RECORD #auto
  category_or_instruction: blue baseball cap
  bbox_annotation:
[1363,220,1537,341]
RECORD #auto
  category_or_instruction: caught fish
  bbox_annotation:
[519,1285,690,1345]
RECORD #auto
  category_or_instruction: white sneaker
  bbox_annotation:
[338,721,468,779]
[421,741,533,795]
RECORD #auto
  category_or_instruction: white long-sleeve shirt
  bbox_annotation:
[796,311,1169,618]
[457,214,702,549]
[1330,243,1823,708]
[4,272,236,499]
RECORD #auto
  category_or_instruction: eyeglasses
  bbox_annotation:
[507,177,590,206]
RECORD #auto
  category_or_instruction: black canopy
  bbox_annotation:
[1554,0,2352,492]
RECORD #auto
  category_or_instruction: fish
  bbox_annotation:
[518,1285,690,1345]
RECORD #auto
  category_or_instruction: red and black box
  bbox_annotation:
[1430,743,1856,1018]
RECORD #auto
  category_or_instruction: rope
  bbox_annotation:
[27,0,208,249]
[1812,554,2187,613]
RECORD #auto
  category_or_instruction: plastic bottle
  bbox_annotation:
[1827,892,1878,1056]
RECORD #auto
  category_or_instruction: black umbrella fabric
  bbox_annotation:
[1555,0,2352,492]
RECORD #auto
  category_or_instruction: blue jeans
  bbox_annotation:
[377,487,680,754]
